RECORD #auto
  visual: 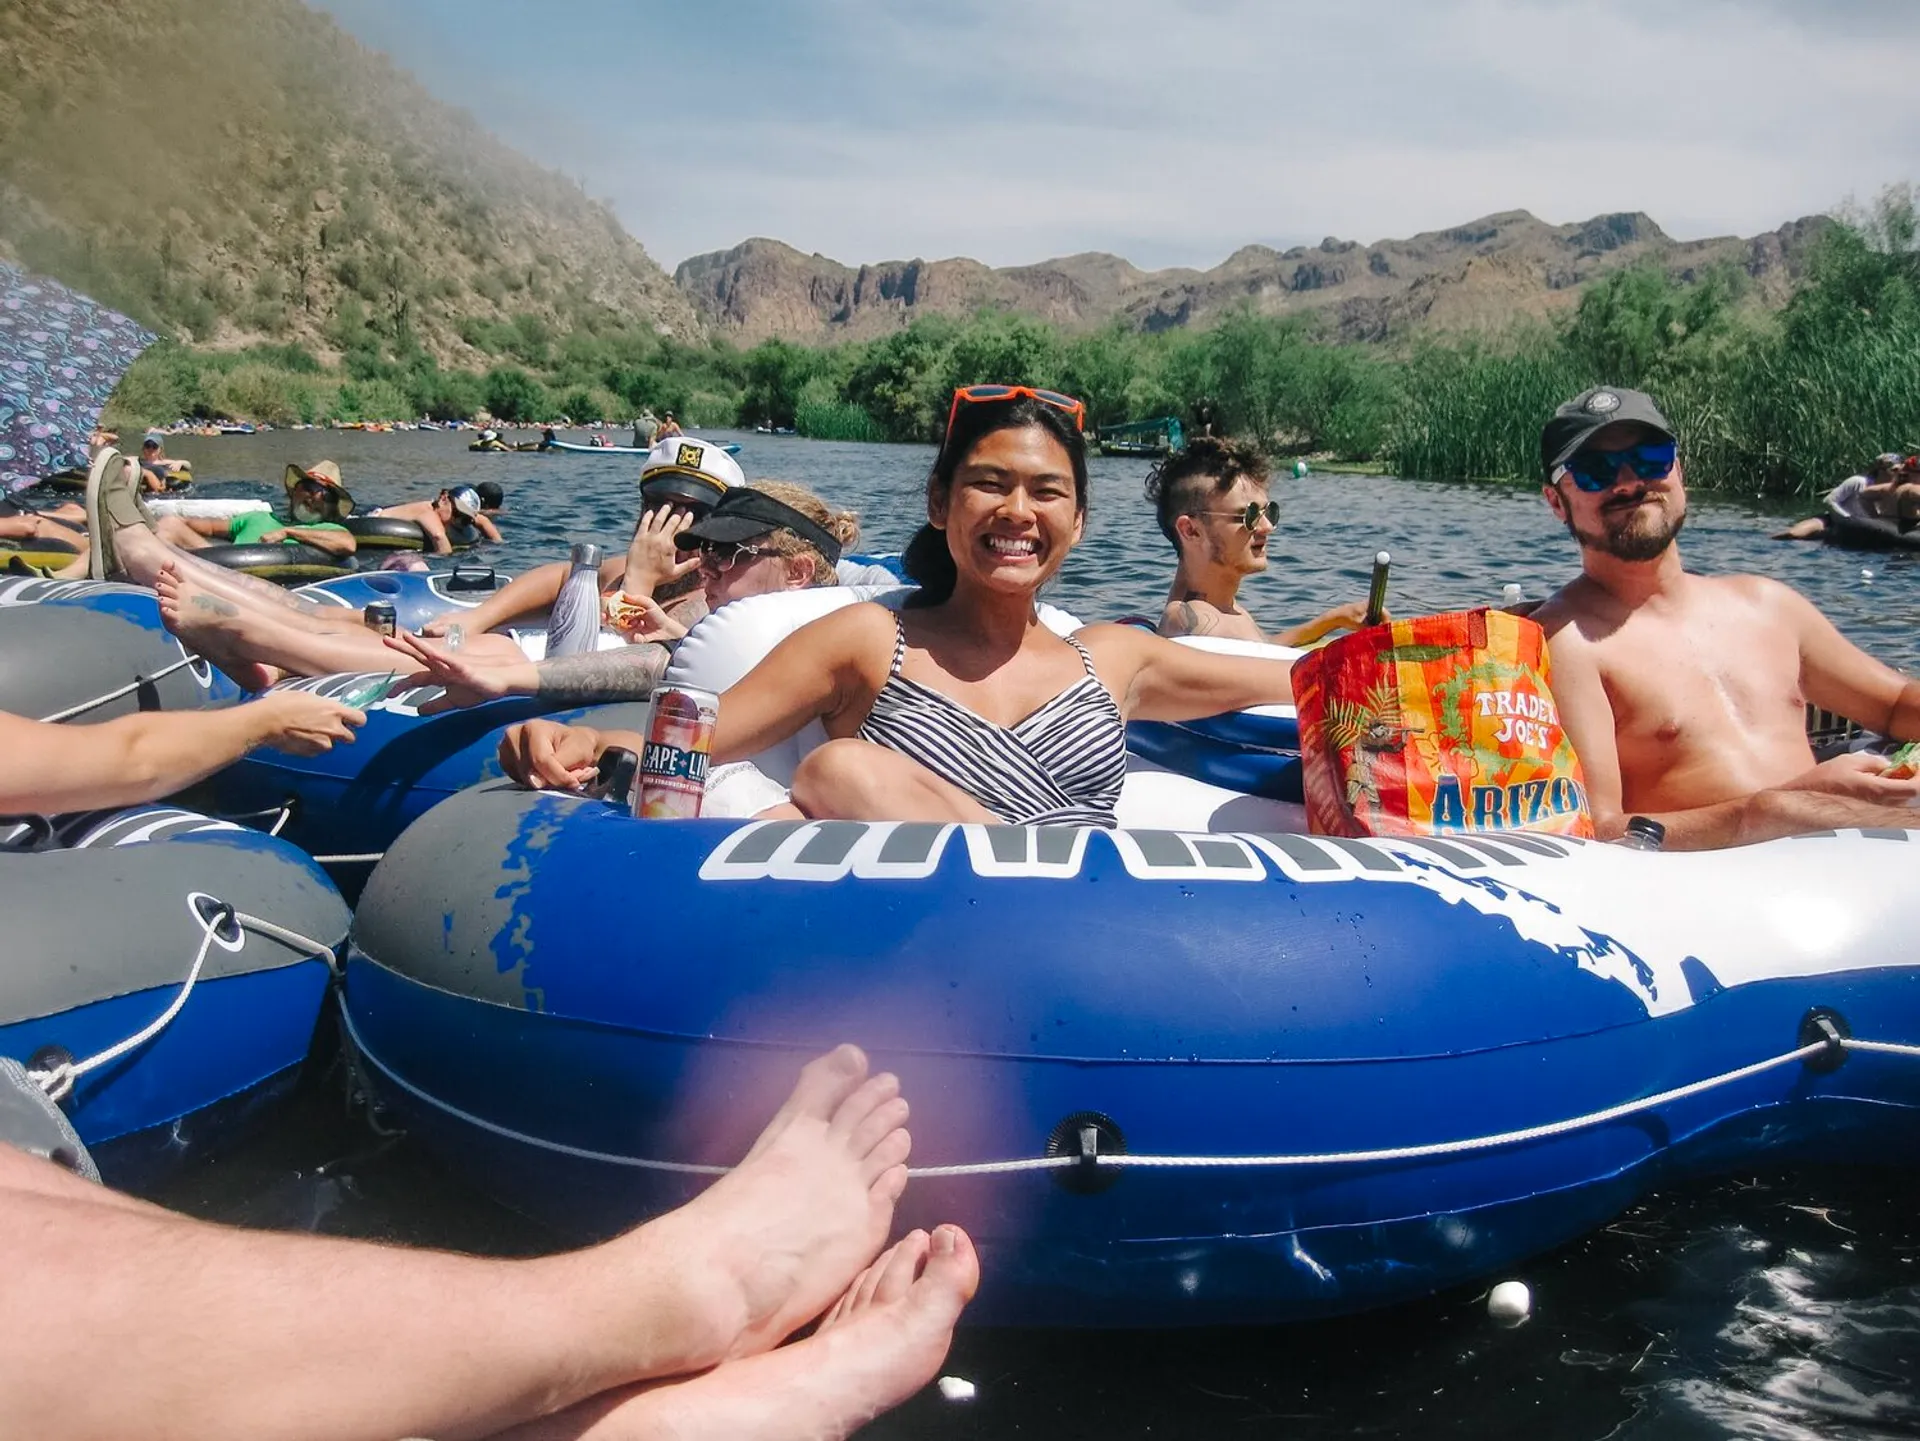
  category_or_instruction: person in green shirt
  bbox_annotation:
[151,461,358,558]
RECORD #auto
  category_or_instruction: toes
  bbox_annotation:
[823,1283,856,1330]
[844,1094,909,1160]
[827,1070,901,1143]
[870,1229,931,1308]
[869,1162,909,1208]
[917,1225,981,1314]
[743,1047,869,1161]
[785,1045,869,1123]
[856,1231,920,1312]
[863,1127,911,1184]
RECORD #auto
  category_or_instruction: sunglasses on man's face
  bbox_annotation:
[1558,440,1678,493]
[946,384,1087,436]
[1193,500,1280,531]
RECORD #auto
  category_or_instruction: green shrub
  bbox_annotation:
[241,342,323,374]
[482,365,550,423]
[413,367,485,422]
[103,344,206,429]
[683,390,743,429]
[212,363,313,426]
[556,387,606,424]
[332,377,413,423]
[794,377,885,441]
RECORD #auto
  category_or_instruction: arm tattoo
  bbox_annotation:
[531,645,671,702]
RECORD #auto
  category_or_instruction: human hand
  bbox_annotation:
[602,589,690,642]
[621,506,703,596]
[1278,599,1384,647]
[259,527,289,544]
[250,691,364,756]
[383,631,534,715]
[1780,751,1920,804]
[1325,599,1379,632]
[419,612,464,638]
[498,719,603,790]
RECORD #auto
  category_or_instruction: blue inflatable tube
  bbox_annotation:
[346,784,1920,1327]
[1126,717,1303,801]
[0,807,349,1192]
[295,565,507,632]
[197,682,649,899]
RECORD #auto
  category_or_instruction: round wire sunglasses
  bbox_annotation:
[1191,500,1280,530]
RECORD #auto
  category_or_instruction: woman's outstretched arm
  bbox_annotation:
[1080,623,1295,721]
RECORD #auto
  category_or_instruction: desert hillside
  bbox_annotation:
[677,210,1831,346]
[0,0,700,361]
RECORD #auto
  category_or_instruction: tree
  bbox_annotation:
[843,317,960,441]
[1057,323,1146,427]
[740,340,820,427]
[1558,265,1738,390]
[483,366,550,423]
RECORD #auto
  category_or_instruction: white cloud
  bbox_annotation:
[315,0,1920,270]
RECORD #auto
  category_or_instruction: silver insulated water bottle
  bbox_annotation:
[544,542,605,659]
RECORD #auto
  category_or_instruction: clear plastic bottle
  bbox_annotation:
[1616,816,1666,851]
[543,542,604,659]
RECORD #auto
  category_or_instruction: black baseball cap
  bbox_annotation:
[1541,388,1677,479]
[677,487,843,565]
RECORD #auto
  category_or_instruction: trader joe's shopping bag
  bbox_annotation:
[1290,608,1594,839]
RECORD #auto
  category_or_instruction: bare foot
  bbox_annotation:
[154,562,277,692]
[516,1227,979,1441]
[629,1046,912,1371]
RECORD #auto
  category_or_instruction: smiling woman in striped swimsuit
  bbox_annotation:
[498,387,1299,826]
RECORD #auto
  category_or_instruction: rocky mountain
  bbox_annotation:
[677,211,1831,346]
[0,0,700,361]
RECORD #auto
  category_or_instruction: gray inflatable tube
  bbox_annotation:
[0,593,230,721]
[0,806,351,1190]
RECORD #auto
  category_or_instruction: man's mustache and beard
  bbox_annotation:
[1564,484,1686,562]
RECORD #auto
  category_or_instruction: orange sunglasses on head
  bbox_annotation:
[946,384,1087,436]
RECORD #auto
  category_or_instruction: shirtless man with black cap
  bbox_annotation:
[1533,387,1920,849]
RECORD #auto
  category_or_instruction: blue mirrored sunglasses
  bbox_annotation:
[1559,440,1677,493]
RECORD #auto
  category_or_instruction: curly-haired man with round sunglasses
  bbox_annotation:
[1146,436,1374,646]
[1533,386,1920,850]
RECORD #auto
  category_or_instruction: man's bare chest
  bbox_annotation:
[1597,616,1801,743]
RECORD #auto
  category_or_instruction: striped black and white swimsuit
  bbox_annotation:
[857,615,1128,828]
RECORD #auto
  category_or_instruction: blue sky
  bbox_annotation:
[313,0,1919,273]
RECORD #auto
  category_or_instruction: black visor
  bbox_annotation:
[676,488,842,565]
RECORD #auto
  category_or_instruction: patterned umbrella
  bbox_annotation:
[0,263,155,493]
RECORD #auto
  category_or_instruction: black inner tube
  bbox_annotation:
[345,516,430,551]
[195,542,354,581]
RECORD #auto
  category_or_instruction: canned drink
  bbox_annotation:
[633,686,718,819]
[363,600,398,638]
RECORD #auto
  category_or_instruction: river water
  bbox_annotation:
[143,429,1920,1440]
